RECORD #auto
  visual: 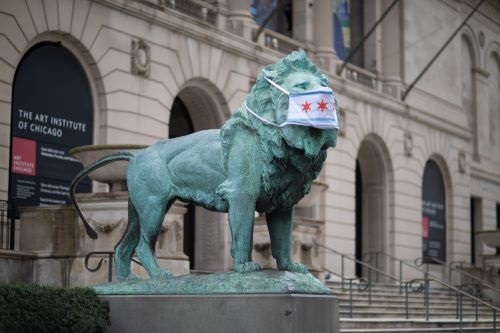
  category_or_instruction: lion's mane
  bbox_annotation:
[219,50,331,212]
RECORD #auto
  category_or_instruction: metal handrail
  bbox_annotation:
[320,245,401,286]
[319,243,403,311]
[407,277,498,331]
[364,251,453,293]
[330,249,498,330]
[368,251,500,303]
[85,251,143,282]
[322,266,369,318]
[429,257,500,297]
[0,200,17,250]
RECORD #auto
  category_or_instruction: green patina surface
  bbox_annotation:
[94,270,333,295]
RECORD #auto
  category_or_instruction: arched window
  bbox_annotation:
[9,42,93,207]
[422,160,446,263]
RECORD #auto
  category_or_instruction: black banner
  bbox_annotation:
[422,160,446,264]
[9,42,93,207]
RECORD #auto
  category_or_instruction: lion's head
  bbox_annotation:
[220,50,339,207]
[231,50,338,157]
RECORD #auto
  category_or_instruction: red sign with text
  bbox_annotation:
[11,137,36,176]
[422,216,429,239]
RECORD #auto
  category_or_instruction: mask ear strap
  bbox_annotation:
[264,76,289,95]
[244,101,287,127]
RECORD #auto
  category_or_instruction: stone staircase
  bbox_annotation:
[327,281,498,333]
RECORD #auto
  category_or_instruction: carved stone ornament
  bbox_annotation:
[338,108,346,137]
[478,31,485,48]
[404,130,413,157]
[131,39,151,77]
[458,151,466,174]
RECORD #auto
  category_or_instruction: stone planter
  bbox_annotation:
[253,215,324,276]
[69,144,146,192]
[18,192,189,287]
[476,230,500,249]
[295,181,329,219]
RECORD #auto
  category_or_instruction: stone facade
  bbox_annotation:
[0,0,499,282]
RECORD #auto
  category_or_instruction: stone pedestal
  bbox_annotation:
[18,192,189,287]
[102,294,339,333]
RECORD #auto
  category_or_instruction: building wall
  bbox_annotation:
[0,0,499,278]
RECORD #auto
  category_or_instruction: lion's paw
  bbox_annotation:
[117,274,141,282]
[234,261,262,273]
[280,262,309,274]
[151,269,173,280]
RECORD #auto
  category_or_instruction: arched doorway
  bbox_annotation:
[169,79,229,271]
[9,42,94,209]
[355,136,392,277]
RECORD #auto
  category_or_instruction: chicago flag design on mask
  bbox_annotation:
[245,76,339,130]
[287,87,338,129]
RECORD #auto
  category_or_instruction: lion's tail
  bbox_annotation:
[69,152,134,239]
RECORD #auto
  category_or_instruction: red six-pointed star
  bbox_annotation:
[302,101,311,113]
[317,99,328,112]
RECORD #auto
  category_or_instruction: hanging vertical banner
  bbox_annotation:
[9,43,93,207]
[422,160,446,264]
[333,0,351,60]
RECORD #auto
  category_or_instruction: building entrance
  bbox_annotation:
[355,137,392,277]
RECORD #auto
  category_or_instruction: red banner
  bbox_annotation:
[11,137,36,176]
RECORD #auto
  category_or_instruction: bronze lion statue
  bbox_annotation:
[70,50,339,281]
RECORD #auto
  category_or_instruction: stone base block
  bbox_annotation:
[102,294,339,333]
[0,250,35,283]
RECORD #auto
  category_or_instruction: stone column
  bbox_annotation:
[293,0,313,46]
[381,0,403,98]
[312,0,336,73]
[473,67,490,160]
[225,0,254,39]
[213,0,229,31]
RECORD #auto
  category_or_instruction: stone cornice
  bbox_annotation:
[472,66,490,78]
[471,165,500,184]
[96,0,475,142]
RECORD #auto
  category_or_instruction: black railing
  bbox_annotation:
[364,251,436,294]
[406,276,499,332]
[426,257,500,299]
[319,243,404,318]
[84,251,143,282]
[0,200,16,250]
[323,247,499,331]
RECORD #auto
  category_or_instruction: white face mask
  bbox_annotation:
[245,76,339,129]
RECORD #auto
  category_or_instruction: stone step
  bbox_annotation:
[339,309,494,319]
[327,281,451,292]
[341,326,496,333]
[330,286,486,298]
[340,318,497,330]
[338,303,493,314]
[334,295,490,306]
[328,283,482,296]
[329,281,498,332]
[334,291,478,299]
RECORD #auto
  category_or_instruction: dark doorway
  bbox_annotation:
[355,159,362,277]
[470,197,482,265]
[471,198,476,265]
[497,203,500,255]
[168,96,195,269]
